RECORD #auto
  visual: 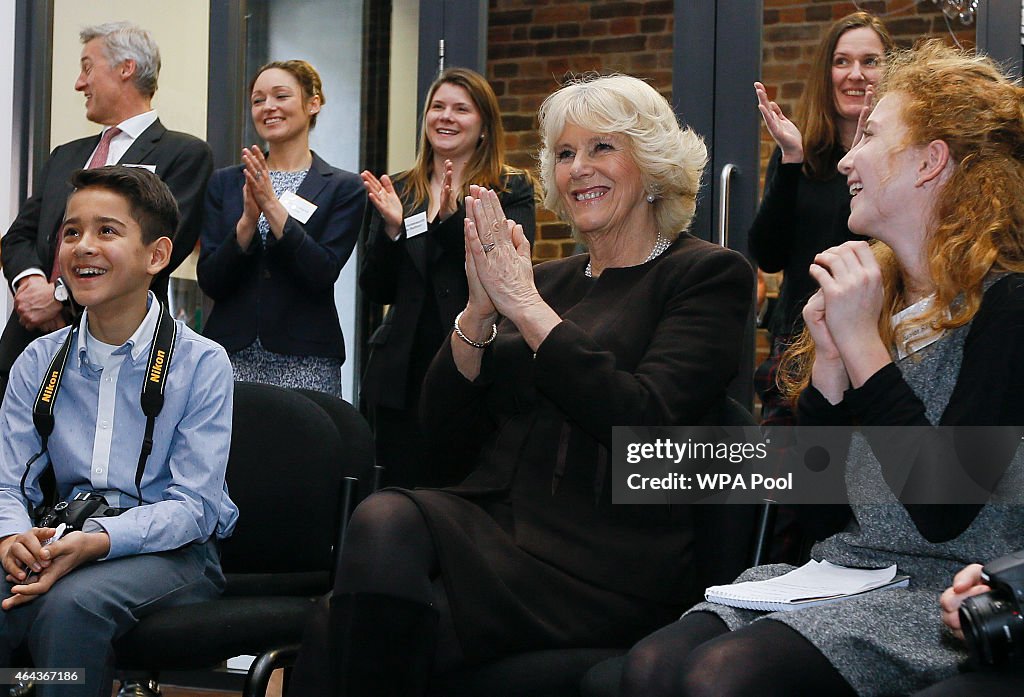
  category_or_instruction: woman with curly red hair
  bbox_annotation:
[604,40,1024,697]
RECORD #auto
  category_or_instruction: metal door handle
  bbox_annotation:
[718,164,737,247]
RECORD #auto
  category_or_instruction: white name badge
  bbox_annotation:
[280,191,318,224]
[404,211,429,239]
[123,163,157,173]
[892,294,946,360]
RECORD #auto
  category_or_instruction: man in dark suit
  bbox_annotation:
[0,21,213,402]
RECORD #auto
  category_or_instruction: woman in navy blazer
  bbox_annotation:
[198,60,364,397]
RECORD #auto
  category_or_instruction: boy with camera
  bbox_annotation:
[0,166,238,697]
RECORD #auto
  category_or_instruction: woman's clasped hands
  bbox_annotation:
[804,240,890,396]
[237,145,288,246]
[463,185,538,323]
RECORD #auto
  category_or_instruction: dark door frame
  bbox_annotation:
[13,0,54,205]
[977,0,1022,78]
[207,0,249,169]
[416,0,488,124]
[673,0,763,408]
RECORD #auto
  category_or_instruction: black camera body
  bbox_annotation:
[35,492,123,532]
[960,549,1024,666]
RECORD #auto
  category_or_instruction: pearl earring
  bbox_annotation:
[646,194,656,203]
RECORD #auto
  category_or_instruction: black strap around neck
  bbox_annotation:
[22,315,79,508]
[135,303,176,504]
[24,302,176,509]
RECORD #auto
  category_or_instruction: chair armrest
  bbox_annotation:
[244,644,301,697]
[331,476,359,587]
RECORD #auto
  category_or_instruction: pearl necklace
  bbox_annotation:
[585,231,671,278]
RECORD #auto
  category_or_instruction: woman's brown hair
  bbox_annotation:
[397,68,519,209]
[797,12,894,179]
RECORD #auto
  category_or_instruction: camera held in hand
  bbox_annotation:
[960,549,1024,666]
[35,492,123,532]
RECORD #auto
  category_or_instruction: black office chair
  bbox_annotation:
[112,382,374,697]
[295,387,380,499]
[428,397,763,697]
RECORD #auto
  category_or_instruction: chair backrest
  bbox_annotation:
[218,382,348,576]
[294,388,375,493]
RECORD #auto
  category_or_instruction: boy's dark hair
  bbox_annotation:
[69,166,179,245]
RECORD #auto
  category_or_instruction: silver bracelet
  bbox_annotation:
[454,310,497,348]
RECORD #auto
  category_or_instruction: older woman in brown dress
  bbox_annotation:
[288,73,753,696]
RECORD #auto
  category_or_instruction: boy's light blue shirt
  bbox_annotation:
[0,293,238,559]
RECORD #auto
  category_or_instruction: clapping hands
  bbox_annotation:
[755,82,875,164]
[361,170,404,240]
[236,146,288,246]
[463,186,536,322]
[242,146,277,212]
[755,82,804,164]
[438,160,459,221]
[452,186,558,377]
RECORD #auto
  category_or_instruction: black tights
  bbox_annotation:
[332,491,464,671]
[286,493,465,696]
[620,612,857,697]
[334,491,437,599]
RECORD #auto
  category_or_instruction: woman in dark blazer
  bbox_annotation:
[360,67,535,487]
[198,60,364,397]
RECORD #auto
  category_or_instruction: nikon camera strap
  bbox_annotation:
[137,303,177,503]
[23,302,177,510]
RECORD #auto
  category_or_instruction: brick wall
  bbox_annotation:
[487,1,976,262]
[487,0,675,262]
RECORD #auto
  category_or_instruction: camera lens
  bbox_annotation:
[960,591,1024,666]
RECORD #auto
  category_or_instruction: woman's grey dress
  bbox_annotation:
[689,282,1024,696]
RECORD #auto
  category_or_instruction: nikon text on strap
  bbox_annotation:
[22,302,177,511]
[136,303,176,504]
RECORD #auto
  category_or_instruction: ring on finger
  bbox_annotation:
[482,242,496,253]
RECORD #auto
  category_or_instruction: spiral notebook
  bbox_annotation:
[705,560,910,612]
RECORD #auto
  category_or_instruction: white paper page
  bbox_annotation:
[707,560,899,603]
